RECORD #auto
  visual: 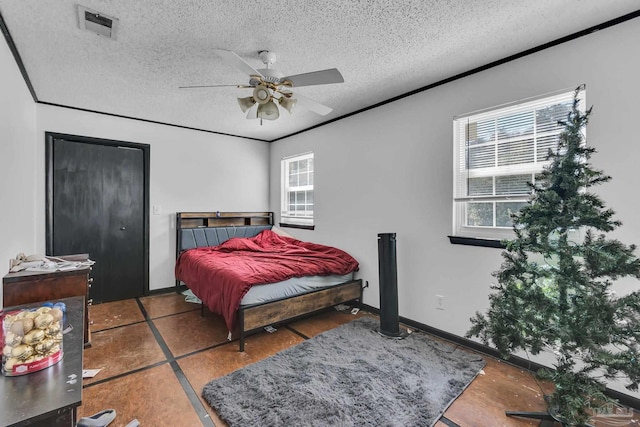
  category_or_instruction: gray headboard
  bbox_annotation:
[176,212,274,255]
[179,225,272,251]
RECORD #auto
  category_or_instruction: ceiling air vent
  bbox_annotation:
[77,5,119,40]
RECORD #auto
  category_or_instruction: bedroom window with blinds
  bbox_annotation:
[281,152,314,228]
[453,88,585,241]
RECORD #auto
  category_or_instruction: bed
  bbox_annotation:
[174,212,363,351]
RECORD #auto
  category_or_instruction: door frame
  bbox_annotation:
[45,132,150,296]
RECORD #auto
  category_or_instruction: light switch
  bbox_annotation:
[153,205,161,215]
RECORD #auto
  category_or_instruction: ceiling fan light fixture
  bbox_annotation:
[237,96,255,113]
[279,96,297,114]
[257,100,280,121]
[184,50,343,122]
[252,85,271,105]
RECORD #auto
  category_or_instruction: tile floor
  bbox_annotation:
[78,293,639,427]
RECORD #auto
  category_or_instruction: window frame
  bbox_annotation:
[452,88,585,242]
[280,152,314,228]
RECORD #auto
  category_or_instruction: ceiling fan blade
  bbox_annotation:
[213,49,263,78]
[294,93,333,116]
[283,68,344,87]
[246,103,258,119]
[179,84,251,89]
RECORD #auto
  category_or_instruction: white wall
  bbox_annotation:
[1,30,270,294]
[270,18,640,398]
[35,106,270,291]
[0,32,37,284]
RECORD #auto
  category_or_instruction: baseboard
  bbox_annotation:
[360,304,640,410]
[133,292,640,409]
[146,285,186,296]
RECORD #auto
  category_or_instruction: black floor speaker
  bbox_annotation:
[377,233,407,339]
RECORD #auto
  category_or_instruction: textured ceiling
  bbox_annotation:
[0,1,638,142]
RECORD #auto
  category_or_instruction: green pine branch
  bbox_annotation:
[466,87,640,425]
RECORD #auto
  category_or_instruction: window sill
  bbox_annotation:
[448,235,506,249]
[279,223,315,231]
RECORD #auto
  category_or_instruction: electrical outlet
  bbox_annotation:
[436,294,445,310]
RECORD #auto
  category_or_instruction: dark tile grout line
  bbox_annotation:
[83,315,237,387]
[82,359,169,388]
[87,306,247,375]
[82,299,217,426]
[171,359,217,426]
[439,416,462,427]
[135,298,176,361]
[134,298,216,427]
[284,324,310,340]
[90,306,201,334]
[90,319,147,334]
[85,300,461,426]
[151,306,202,319]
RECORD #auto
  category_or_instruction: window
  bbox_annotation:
[453,88,585,241]
[281,152,314,227]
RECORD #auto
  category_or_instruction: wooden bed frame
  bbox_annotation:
[175,212,363,351]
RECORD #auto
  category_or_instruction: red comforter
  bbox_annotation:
[175,230,359,331]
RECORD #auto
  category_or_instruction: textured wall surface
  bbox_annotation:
[270,17,640,398]
[0,27,36,280]
[0,0,638,140]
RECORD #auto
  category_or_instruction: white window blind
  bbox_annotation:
[281,152,314,226]
[453,88,585,240]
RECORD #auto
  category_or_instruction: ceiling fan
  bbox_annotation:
[179,49,344,122]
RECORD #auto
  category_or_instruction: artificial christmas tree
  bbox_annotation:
[467,87,640,426]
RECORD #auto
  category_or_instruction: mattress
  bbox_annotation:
[240,272,355,306]
[175,229,359,331]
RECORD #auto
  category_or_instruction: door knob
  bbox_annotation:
[120,226,126,230]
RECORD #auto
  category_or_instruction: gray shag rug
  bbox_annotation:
[202,317,485,427]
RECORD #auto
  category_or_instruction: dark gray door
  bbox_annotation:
[46,134,149,303]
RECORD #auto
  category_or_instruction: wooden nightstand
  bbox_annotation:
[2,254,93,347]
